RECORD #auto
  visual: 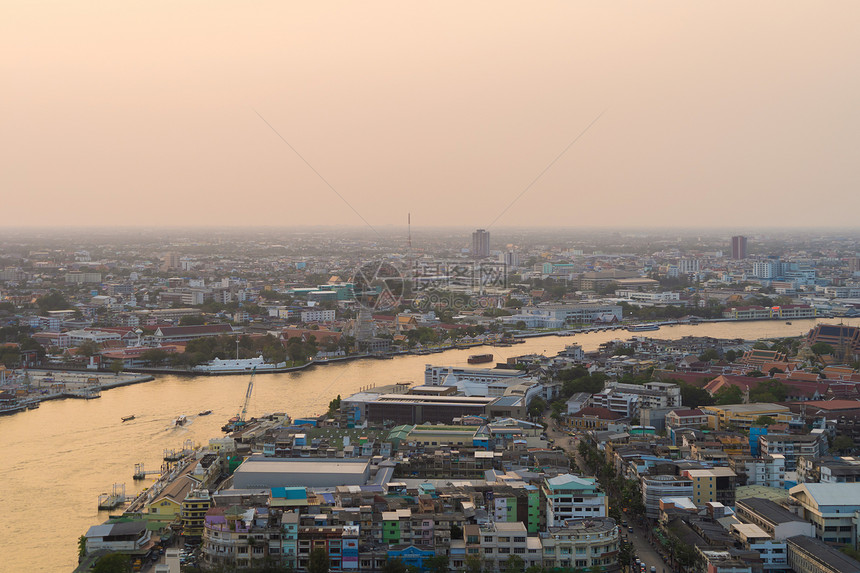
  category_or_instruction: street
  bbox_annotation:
[543,416,674,573]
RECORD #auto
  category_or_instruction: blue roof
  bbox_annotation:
[271,487,307,500]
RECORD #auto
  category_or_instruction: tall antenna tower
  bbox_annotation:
[407,213,412,252]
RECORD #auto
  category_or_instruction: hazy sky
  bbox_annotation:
[3,2,859,229]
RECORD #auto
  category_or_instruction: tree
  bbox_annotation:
[424,555,451,573]
[78,535,88,559]
[698,348,719,362]
[678,381,715,408]
[503,554,525,573]
[37,291,70,311]
[528,397,548,418]
[308,548,330,573]
[754,415,776,426]
[328,395,342,415]
[725,349,738,362]
[464,555,485,573]
[110,359,124,375]
[382,558,408,573]
[812,342,835,356]
[140,348,169,366]
[714,384,744,405]
[179,315,206,326]
[92,553,132,573]
[77,340,101,357]
[752,341,770,350]
[833,435,855,453]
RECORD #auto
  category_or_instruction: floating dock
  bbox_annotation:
[97,483,127,510]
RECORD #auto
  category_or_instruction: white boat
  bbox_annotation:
[192,355,286,373]
[174,415,188,426]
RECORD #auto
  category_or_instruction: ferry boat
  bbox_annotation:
[198,410,212,416]
[121,415,135,422]
[468,353,494,364]
[192,355,286,374]
[174,415,188,427]
[627,324,660,332]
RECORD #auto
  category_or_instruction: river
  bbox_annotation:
[2,317,857,572]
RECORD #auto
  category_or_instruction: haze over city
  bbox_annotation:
[3,1,860,228]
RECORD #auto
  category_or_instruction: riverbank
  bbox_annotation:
[4,316,860,573]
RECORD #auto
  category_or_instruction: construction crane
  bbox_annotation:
[222,367,255,432]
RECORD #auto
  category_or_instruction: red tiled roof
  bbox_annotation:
[573,407,623,420]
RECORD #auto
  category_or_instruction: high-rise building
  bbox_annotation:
[500,251,520,267]
[472,229,490,258]
[731,236,748,259]
[162,252,181,272]
[849,257,860,273]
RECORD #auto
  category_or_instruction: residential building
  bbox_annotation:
[730,523,788,572]
[300,308,336,323]
[640,475,694,519]
[682,468,737,506]
[730,455,786,488]
[759,434,828,471]
[469,521,540,572]
[540,518,620,572]
[542,474,607,527]
[181,489,212,539]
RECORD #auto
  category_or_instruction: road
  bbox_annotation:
[543,416,674,573]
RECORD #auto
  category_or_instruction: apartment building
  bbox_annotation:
[640,474,694,519]
[466,522,541,572]
[730,455,786,488]
[542,474,607,527]
[541,518,620,572]
[682,468,737,506]
[759,434,828,471]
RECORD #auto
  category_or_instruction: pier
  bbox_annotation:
[97,483,127,510]
[132,462,163,480]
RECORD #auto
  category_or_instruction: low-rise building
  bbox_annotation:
[790,483,860,547]
[787,535,860,573]
[735,497,815,540]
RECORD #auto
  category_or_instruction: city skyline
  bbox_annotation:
[3,2,860,229]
